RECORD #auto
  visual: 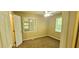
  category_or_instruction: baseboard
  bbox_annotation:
[23,35,60,41]
[23,35,47,41]
[48,35,60,40]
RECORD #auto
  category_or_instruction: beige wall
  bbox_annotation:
[47,13,62,40]
[0,12,13,48]
[14,12,47,40]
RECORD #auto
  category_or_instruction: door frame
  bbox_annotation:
[72,12,79,48]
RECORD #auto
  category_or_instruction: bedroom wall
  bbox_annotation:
[0,11,13,48]
[47,13,62,40]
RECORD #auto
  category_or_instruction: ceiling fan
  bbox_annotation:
[43,11,56,17]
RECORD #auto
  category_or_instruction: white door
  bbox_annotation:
[14,15,22,47]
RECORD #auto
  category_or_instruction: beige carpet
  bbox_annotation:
[18,36,60,48]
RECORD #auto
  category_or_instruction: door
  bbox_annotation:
[14,15,22,47]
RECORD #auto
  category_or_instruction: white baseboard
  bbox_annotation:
[23,35,60,41]
[23,35,47,41]
[48,35,60,40]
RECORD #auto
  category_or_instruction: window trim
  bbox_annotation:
[22,17,36,32]
[55,16,62,33]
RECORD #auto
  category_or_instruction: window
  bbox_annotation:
[23,18,34,32]
[55,16,62,32]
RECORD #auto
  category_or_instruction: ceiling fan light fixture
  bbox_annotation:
[44,11,54,17]
[44,13,52,17]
